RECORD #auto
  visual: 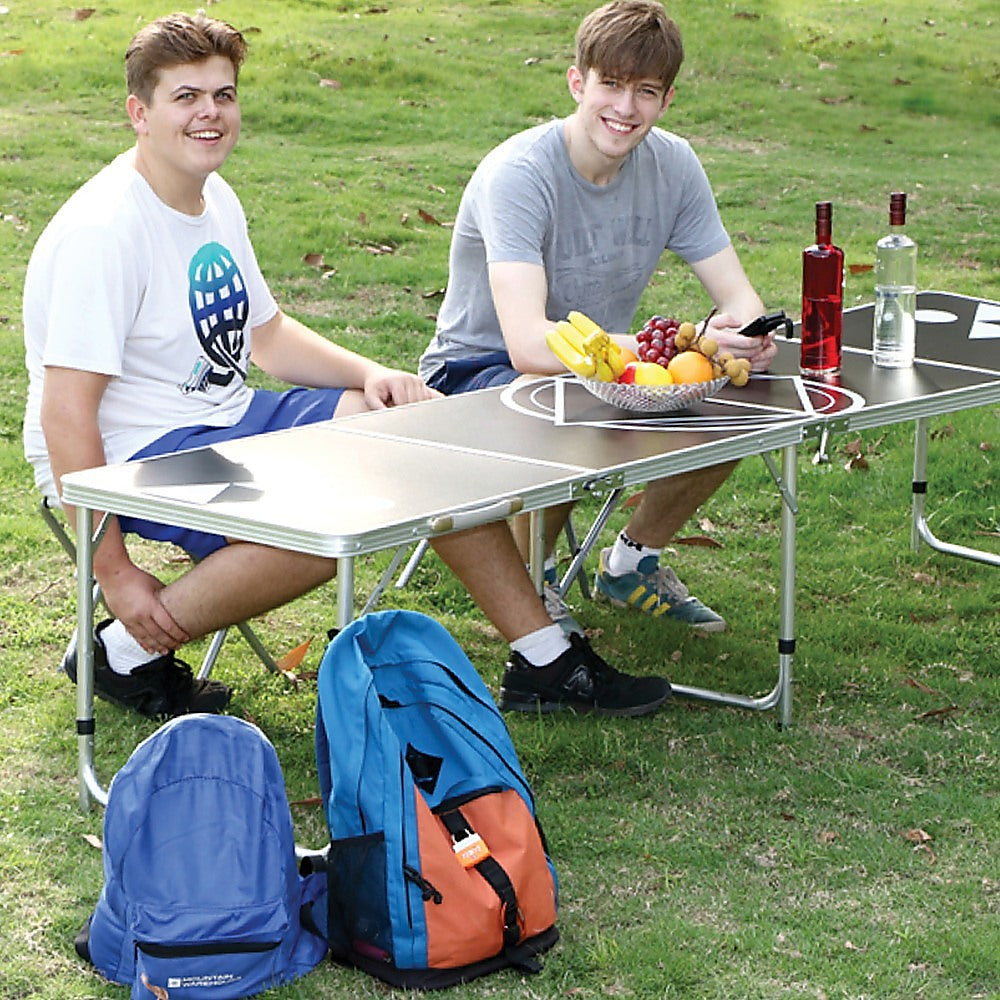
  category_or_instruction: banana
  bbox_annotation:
[567,310,603,339]
[594,357,615,383]
[606,349,626,379]
[555,320,589,355]
[549,310,625,382]
[545,327,596,377]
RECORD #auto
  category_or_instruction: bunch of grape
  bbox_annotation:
[635,316,691,368]
[636,314,752,386]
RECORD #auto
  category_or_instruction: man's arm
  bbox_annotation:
[690,245,776,372]
[249,309,438,407]
[487,262,564,374]
[41,366,190,653]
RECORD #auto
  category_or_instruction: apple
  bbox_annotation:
[618,362,639,384]
[633,361,674,386]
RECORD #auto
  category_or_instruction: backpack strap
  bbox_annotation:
[439,809,520,949]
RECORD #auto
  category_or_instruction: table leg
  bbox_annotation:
[670,444,797,725]
[778,442,796,729]
[336,555,356,629]
[75,504,106,809]
[911,416,999,567]
[529,509,545,594]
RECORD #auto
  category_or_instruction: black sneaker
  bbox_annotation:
[61,619,232,719]
[499,632,671,717]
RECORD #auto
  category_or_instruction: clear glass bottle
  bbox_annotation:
[800,201,844,377]
[872,191,917,368]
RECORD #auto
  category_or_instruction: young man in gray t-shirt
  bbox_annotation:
[420,0,778,645]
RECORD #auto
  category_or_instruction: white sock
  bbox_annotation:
[605,531,661,577]
[100,619,157,675]
[510,625,570,667]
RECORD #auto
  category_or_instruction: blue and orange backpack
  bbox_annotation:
[307,610,559,989]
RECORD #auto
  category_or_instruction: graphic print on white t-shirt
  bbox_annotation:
[184,240,250,392]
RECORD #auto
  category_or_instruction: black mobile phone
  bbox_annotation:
[739,311,793,338]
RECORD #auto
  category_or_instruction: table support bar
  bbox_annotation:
[655,444,797,727]
[911,417,1000,567]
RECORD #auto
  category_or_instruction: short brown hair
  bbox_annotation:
[125,12,248,103]
[575,1,684,91]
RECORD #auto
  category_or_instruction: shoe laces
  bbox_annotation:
[150,654,196,714]
[568,633,618,687]
[644,563,690,602]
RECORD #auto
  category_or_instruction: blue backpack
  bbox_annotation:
[75,714,327,999]
[307,610,559,989]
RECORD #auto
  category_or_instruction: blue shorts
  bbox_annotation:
[118,386,344,560]
[425,350,519,395]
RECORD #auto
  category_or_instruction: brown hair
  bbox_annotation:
[125,12,248,103]
[575,1,684,91]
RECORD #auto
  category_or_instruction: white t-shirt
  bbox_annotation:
[23,152,279,498]
[418,120,731,381]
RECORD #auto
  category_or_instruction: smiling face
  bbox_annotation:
[564,65,672,183]
[127,56,241,213]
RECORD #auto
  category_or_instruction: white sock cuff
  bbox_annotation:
[510,624,570,668]
[606,531,661,576]
[100,619,157,675]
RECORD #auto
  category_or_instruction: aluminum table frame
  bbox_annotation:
[61,291,998,809]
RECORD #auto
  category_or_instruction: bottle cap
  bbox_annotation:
[889,191,906,226]
[815,201,832,222]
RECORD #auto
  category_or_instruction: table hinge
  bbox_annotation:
[571,472,625,501]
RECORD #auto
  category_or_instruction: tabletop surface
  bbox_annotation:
[61,292,998,557]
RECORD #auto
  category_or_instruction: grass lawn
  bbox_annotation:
[0,1,997,997]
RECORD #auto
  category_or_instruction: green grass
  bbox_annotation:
[1,1,998,997]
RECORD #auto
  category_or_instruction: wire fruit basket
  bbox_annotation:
[577,374,729,413]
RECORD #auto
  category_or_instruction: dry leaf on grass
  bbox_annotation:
[276,639,313,683]
[674,534,723,549]
[903,677,942,696]
[289,795,323,808]
[914,704,961,721]
[902,829,937,863]
[83,833,102,849]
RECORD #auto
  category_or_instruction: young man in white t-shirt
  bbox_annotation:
[24,12,670,720]
[419,0,779,641]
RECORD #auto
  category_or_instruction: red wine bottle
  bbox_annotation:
[800,201,844,377]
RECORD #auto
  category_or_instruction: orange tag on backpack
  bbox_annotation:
[452,832,491,869]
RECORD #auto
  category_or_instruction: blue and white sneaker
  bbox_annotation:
[594,548,726,633]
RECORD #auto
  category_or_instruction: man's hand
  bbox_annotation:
[98,562,190,656]
[706,312,778,373]
[362,366,441,409]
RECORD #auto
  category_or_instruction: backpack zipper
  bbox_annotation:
[136,939,280,958]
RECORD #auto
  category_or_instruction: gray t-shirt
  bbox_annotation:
[418,118,731,381]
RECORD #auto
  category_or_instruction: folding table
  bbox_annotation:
[60,291,998,808]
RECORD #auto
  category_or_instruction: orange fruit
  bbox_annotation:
[619,347,638,364]
[667,349,715,384]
